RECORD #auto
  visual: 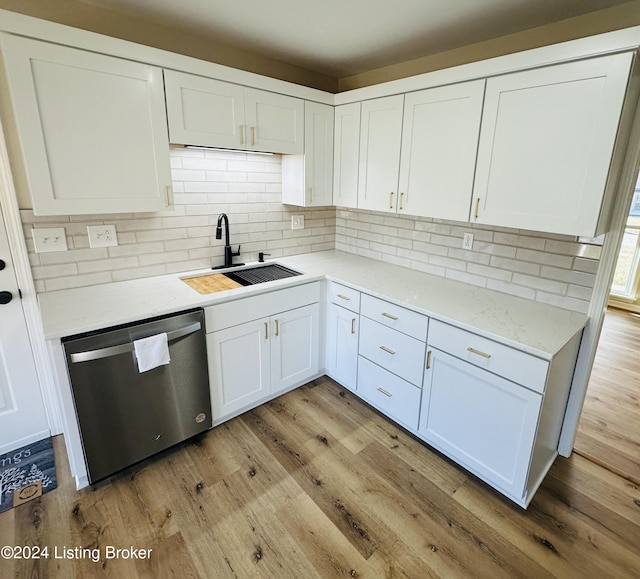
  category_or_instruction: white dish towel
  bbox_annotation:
[133,333,171,373]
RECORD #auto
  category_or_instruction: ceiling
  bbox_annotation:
[79,0,632,79]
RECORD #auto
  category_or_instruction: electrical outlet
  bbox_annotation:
[33,228,68,253]
[291,215,305,230]
[463,232,474,250]
[87,225,118,248]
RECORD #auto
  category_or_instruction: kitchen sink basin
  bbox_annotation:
[223,263,302,286]
[181,263,302,295]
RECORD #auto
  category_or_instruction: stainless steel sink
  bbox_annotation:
[223,263,301,286]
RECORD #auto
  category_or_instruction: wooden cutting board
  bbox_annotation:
[182,273,243,294]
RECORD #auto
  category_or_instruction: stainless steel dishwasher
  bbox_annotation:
[63,308,211,483]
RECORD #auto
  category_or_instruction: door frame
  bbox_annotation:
[0,114,62,434]
[559,61,640,454]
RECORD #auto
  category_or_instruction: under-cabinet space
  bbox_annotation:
[1,33,172,215]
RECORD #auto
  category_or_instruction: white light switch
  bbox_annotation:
[33,227,68,253]
[87,225,118,248]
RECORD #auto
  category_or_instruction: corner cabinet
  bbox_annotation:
[282,102,334,206]
[205,283,320,422]
[472,52,634,237]
[0,34,172,215]
[164,69,304,154]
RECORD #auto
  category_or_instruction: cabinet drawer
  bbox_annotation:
[205,282,320,332]
[328,281,360,312]
[357,356,421,431]
[359,317,426,386]
[361,294,428,341]
[428,320,548,393]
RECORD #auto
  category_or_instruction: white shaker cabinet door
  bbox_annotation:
[399,80,485,221]
[325,303,359,391]
[358,95,404,213]
[244,88,304,154]
[333,102,361,208]
[207,318,271,421]
[1,34,172,215]
[420,348,542,500]
[271,303,320,394]
[164,69,246,149]
[472,52,633,236]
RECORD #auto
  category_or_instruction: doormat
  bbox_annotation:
[0,437,57,513]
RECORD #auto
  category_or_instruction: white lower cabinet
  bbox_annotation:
[206,284,320,422]
[419,348,542,499]
[357,356,422,431]
[325,302,359,391]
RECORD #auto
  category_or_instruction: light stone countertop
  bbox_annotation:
[38,249,589,359]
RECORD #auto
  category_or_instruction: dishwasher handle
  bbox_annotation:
[69,321,202,363]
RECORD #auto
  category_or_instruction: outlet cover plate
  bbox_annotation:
[87,225,118,248]
[33,227,68,253]
[291,215,304,230]
[463,232,474,250]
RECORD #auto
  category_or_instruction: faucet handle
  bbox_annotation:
[232,244,241,257]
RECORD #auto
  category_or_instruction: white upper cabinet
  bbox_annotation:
[1,34,172,215]
[282,102,334,206]
[165,70,304,154]
[398,80,485,221]
[164,70,245,150]
[333,103,361,208]
[357,95,404,213]
[472,52,634,237]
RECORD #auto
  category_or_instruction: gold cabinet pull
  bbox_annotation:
[474,197,481,220]
[264,321,269,340]
[467,346,491,359]
[275,319,279,337]
[379,345,396,355]
[399,192,404,211]
[164,186,171,207]
[426,349,432,369]
[377,387,393,397]
[351,318,356,334]
[240,125,245,145]
[251,126,256,146]
[308,187,313,204]
[389,191,394,209]
[336,294,351,301]
[381,312,398,321]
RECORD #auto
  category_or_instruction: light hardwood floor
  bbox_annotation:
[574,307,640,485]
[1,377,639,578]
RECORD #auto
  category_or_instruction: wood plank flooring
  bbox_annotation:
[1,376,640,578]
[573,307,640,484]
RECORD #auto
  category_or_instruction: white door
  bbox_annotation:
[333,103,360,208]
[399,80,484,221]
[164,69,246,149]
[304,102,334,206]
[244,88,304,154]
[472,52,633,237]
[271,303,320,394]
[420,348,541,499]
[325,303,358,391]
[358,95,404,212]
[0,205,49,454]
[207,318,271,421]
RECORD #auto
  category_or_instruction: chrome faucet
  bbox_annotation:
[215,213,242,268]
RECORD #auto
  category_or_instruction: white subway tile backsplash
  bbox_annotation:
[21,149,598,314]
